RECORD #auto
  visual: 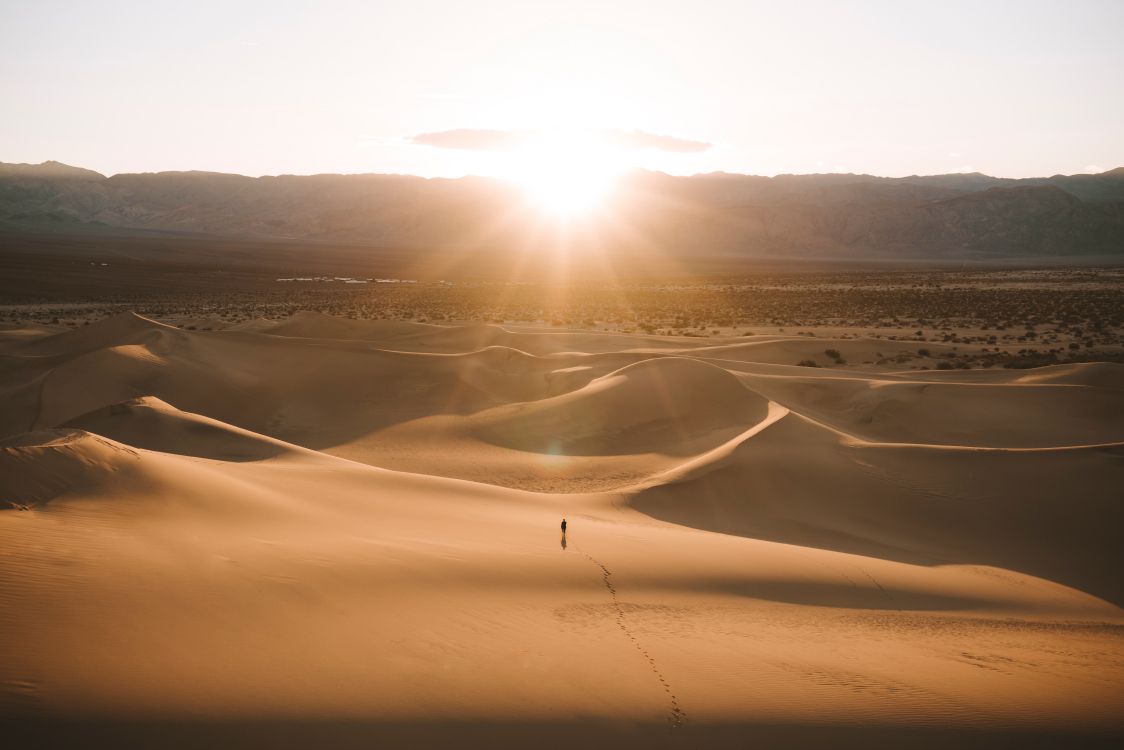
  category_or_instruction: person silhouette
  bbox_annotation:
[561,518,567,533]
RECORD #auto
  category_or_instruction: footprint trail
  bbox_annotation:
[578,546,686,727]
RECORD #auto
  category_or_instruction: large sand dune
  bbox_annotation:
[2,313,1122,748]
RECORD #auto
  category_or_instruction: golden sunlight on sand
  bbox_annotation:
[1,311,1122,748]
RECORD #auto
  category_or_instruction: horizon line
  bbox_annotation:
[2,159,1122,182]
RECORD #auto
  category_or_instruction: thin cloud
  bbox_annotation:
[411,128,712,153]
[600,129,712,153]
[411,129,527,151]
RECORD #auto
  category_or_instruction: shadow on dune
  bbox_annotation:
[471,357,771,457]
[631,412,1124,608]
[661,577,1000,611]
[61,397,303,463]
[3,719,1120,750]
[255,311,723,356]
[3,313,612,447]
[7,312,1124,610]
[3,313,774,464]
[0,428,141,509]
[737,373,1124,449]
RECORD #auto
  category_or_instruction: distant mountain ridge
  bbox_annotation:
[2,160,1123,259]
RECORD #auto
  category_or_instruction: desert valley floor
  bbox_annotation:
[1,312,1122,748]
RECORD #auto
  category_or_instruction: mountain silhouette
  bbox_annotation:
[3,161,1123,259]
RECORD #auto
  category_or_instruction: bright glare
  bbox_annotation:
[502,130,624,219]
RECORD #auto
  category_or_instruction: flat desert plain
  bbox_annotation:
[1,312,1122,748]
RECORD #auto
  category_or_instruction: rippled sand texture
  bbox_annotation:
[2,312,1122,748]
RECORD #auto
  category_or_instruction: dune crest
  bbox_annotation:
[1,428,140,507]
[62,396,315,462]
[474,357,771,455]
[2,310,1122,738]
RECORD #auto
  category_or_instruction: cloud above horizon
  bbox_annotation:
[600,130,713,153]
[412,129,521,151]
[412,128,712,153]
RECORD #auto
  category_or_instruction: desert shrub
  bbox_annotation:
[917,348,931,357]
[936,360,954,370]
[797,359,819,367]
[824,348,841,359]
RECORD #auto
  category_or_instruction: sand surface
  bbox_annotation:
[2,312,1122,748]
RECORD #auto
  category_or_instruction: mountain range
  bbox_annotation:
[3,160,1124,259]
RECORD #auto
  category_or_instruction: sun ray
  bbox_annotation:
[500,129,625,221]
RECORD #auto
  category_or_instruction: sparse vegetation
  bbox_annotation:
[2,259,1122,370]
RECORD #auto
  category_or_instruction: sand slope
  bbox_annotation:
[2,312,1122,747]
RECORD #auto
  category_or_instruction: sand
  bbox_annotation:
[1,312,1122,748]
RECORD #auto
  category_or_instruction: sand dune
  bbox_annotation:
[473,357,770,455]
[63,396,315,462]
[0,428,142,507]
[256,311,445,343]
[13,310,184,357]
[733,372,1124,447]
[633,409,1124,604]
[2,311,1122,746]
[257,311,722,356]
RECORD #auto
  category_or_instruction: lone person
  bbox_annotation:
[561,518,567,533]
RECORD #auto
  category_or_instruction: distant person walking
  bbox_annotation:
[561,518,567,533]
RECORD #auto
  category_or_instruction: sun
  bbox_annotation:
[503,130,623,219]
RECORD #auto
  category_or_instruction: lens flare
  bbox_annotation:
[502,130,623,219]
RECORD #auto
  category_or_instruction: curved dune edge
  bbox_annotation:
[627,408,1124,607]
[61,396,319,463]
[1,312,1123,730]
[471,357,772,455]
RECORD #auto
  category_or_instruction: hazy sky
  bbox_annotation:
[2,0,1122,178]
